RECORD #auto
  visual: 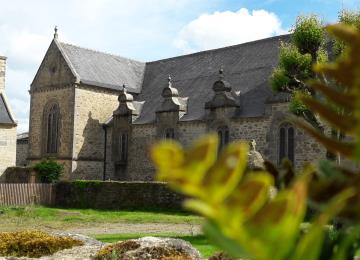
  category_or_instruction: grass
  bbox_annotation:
[0,206,202,229]
[94,233,220,258]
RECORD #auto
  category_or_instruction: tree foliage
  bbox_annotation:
[271,10,360,128]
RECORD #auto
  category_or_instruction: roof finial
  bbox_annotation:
[219,66,224,80]
[168,75,172,87]
[54,26,58,39]
[122,83,127,92]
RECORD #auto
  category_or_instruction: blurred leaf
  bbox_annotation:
[293,188,356,260]
[203,142,248,202]
[203,221,250,258]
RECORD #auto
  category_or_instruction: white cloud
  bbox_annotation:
[174,8,287,53]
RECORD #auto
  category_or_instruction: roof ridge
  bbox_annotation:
[59,41,145,64]
[146,33,291,64]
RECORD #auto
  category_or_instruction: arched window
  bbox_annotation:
[279,123,295,164]
[217,126,229,152]
[164,128,175,139]
[119,132,128,163]
[46,104,60,154]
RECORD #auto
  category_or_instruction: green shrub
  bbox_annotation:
[33,159,64,183]
[0,230,83,258]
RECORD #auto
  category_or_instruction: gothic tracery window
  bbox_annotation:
[46,104,60,154]
[279,123,295,164]
[217,126,229,152]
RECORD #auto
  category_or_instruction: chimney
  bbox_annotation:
[0,56,6,93]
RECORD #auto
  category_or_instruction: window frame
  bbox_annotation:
[43,102,60,155]
[118,132,128,163]
[278,123,295,164]
[164,128,175,139]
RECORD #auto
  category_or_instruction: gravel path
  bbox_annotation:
[0,222,202,236]
[58,222,202,236]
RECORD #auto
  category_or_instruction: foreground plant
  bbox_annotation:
[0,230,83,258]
[151,24,360,260]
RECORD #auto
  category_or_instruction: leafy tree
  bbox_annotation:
[271,15,325,127]
[33,159,64,183]
[271,11,360,128]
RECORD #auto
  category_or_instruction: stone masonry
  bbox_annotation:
[0,56,17,176]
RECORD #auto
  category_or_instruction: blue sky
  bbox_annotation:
[0,0,358,133]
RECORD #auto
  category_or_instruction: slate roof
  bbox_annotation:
[0,94,16,125]
[57,34,290,123]
[59,42,145,93]
[135,34,290,123]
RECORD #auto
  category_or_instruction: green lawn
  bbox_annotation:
[94,233,220,258]
[0,206,202,226]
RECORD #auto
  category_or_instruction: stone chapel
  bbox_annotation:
[27,28,325,180]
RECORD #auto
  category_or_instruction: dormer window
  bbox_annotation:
[164,128,175,139]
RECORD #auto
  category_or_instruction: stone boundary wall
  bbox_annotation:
[0,167,40,183]
[54,181,184,210]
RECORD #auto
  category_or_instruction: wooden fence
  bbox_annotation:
[0,183,55,206]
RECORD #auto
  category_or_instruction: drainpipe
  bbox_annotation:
[102,124,107,181]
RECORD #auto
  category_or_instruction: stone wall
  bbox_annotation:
[125,124,157,181]
[16,139,29,166]
[54,181,184,210]
[109,101,327,181]
[0,125,17,175]
[0,167,39,183]
[28,87,75,177]
[72,86,119,179]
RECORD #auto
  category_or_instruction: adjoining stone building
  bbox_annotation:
[27,29,326,180]
[16,132,29,167]
[0,56,17,175]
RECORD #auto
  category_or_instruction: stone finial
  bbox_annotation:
[157,75,186,113]
[219,67,224,80]
[168,75,172,85]
[212,67,231,92]
[121,84,127,93]
[118,84,133,102]
[114,83,137,116]
[205,67,239,109]
[54,26,58,39]
[162,75,179,98]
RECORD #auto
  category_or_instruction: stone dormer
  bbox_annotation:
[113,84,139,118]
[156,76,187,138]
[157,76,187,114]
[205,68,240,109]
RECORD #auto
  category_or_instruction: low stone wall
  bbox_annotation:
[54,181,184,210]
[0,167,40,183]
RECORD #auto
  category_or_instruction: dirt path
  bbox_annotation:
[0,222,202,236]
[63,222,202,235]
